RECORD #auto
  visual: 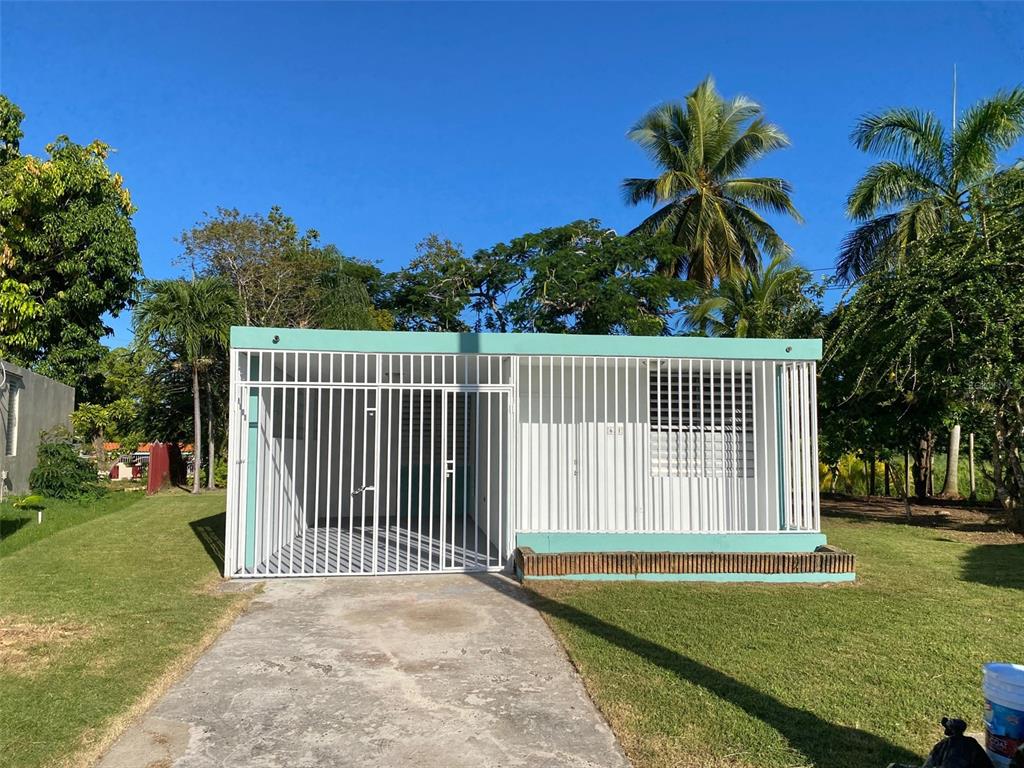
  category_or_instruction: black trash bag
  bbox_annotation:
[888,717,993,768]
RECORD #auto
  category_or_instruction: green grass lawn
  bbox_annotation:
[0,489,144,558]
[530,509,1022,768]
[0,490,252,768]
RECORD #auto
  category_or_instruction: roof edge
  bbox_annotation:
[229,327,822,361]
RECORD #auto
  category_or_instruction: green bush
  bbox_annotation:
[29,439,105,500]
[199,457,229,489]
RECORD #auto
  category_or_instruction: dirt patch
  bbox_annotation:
[0,616,93,675]
[823,495,1022,544]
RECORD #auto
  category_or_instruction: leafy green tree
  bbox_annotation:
[827,169,1024,521]
[180,206,388,330]
[686,253,823,338]
[496,222,693,335]
[134,278,240,493]
[0,96,141,395]
[622,77,801,286]
[390,235,476,331]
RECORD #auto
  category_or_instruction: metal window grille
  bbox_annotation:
[649,364,754,478]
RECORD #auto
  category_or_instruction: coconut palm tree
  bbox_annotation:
[686,253,816,338]
[838,87,1024,281]
[134,277,239,493]
[623,77,802,286]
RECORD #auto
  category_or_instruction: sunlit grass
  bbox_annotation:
[531,515,1021,768]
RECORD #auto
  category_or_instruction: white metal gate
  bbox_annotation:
[225,351,514,577]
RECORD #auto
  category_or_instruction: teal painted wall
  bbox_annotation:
[516,531,827,553]
[527,572,855,583]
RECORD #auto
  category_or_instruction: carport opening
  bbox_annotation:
[235,352,512,577]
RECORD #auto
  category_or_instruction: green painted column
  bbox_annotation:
[244,357,259,571]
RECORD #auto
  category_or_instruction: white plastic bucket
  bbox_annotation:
[983,663,1024,767]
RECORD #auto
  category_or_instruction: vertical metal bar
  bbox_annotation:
[699,358,706,532]
[801,362,813,530]
[810,361,821,531]
[313,355,325,573]
[484,389,492,565]
[668,359,677,531]
[347,360,358,571]
[272,372,283,575]
[741,360,748,532]
[634,358,643,532]
[415,371,425,571]
[624,357,632,531]
[358,356,369,572]
[750,360,758,532]
[558,355,565,530]
[427,385,436,571]
[546,356,553,530]
[474,385,482,564]
[734,360,741,532]
[571,356,578,530]
[322,372,335,575]
[719,361,726,532]
[381,357,392,571]
[687,358,694,531]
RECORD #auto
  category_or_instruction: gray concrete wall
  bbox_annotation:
[0,360,76,495]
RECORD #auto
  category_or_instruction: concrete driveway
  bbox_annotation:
[99,574,629,768]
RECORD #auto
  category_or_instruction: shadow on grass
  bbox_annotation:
[470,573,920,768]
[0,515,30,540]
[189,512,226,575]
[961,542,1024,590]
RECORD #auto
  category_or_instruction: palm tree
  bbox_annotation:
[134,278,239,493]
[623,77,802,286]
[838,87,1024,280]
[686,253,815,338]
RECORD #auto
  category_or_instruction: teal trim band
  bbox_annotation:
[244,361,259,571]
[775,365,786,530]
[516,532,827,553]
[230,327,822,361]
[527,572,856,583]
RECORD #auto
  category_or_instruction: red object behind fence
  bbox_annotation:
[147,442,186,494]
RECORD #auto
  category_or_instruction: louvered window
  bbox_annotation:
[649,367,754,478]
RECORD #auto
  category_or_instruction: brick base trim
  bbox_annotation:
[515,548,855,578]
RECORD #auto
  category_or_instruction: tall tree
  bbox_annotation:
[839,86,1024,497]
[827,169,1024,517]
[134,278,239,493]
[622,77,802,286]
[497,222,693,335]
[180,206,388,331]
[390,235,476,332]
[0,96,140,396]
[838,87,1024,279]
[686,253,822,338]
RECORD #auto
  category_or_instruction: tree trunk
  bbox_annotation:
[904,450,913,519]
[940,424,961,498]
[993,424,1009,509]
[205,375,215,490]
[913,435,930,500]
[884,461,891,497]
[192,365,202,494]
[926,436,935,496]
[869,454,877,498]
[968,432,976,502]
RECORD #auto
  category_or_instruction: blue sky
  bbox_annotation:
[4,2,1024,345]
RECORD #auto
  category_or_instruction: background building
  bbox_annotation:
[0,360,76,496]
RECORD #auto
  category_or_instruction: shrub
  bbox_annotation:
[29,438,105,500]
